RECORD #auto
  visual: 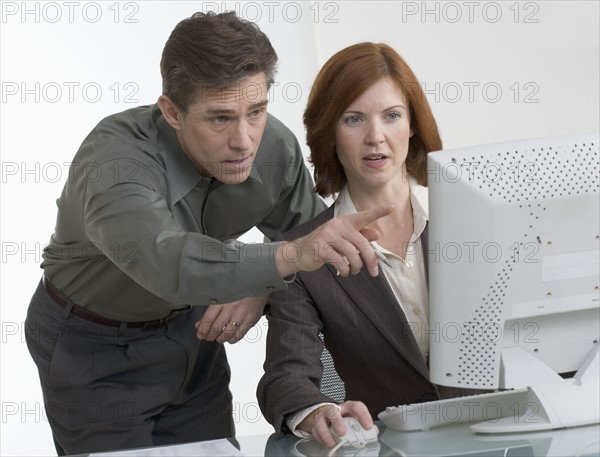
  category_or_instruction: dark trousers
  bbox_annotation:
[25,279,234,455]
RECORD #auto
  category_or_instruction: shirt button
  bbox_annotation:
[405,260,413,268]
[209,299,218,304]
[412,307,421,316]
[267,285,276,291]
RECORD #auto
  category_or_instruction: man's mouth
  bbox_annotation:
[224,155,251,165]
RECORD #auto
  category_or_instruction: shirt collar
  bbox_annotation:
[334,176,429,238]
[152,104,262,206]
[153,105,203,206]
[410,176,429,239]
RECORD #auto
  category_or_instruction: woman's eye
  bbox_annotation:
[345,115,362,125]
[386,112,401,120]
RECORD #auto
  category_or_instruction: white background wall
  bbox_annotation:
[1,1,598,455]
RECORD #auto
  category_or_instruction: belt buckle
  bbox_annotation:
[141,318,164,330]
[139,307,189,330]
[165,310,181,323]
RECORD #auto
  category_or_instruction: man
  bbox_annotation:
[25,11,391,455]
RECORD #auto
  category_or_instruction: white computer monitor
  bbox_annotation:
[427,133,599,432]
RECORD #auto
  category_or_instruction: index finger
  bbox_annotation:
[346,204,394,231]
[313,410,344,448]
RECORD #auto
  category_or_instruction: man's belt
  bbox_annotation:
[42,276,188,329]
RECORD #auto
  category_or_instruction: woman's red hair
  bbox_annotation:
[304,42,442,197]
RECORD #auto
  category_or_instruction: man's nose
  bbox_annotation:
[229,120,252,151]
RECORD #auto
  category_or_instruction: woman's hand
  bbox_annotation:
[297,401,378,448]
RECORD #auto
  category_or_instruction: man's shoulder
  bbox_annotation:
[257,113,302,161]
[264,112,295,138]
[78,105,162,163]
[93,105,157,139]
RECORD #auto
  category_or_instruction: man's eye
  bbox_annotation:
[213,116,229,124]
[249,109,264,118]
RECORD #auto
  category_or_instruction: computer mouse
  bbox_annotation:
[329,416,379,448]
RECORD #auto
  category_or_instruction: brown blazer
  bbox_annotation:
[257,206,469,435]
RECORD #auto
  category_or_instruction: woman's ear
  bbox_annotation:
[157,95,183,130]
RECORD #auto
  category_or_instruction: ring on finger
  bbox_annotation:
[221,321,240,332]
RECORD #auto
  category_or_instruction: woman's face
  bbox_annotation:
[335,77,412,191]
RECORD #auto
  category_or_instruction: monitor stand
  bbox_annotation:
[471,343,599,433]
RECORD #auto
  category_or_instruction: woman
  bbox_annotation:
[257,42,471,448]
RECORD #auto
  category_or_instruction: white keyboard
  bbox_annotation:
[378,388,530,431]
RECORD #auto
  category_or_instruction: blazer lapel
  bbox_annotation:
[325,254,431,381]
[286,206,431,381]
[422,224,429,289]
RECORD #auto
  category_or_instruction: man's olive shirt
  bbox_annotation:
[41,105,325,321]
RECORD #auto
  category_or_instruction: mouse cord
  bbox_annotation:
[327,439,348,457]
[327,439,368,457]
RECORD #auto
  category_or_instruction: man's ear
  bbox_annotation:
[157,95,183,130]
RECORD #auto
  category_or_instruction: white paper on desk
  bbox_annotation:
[89,438,244,457]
